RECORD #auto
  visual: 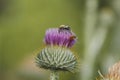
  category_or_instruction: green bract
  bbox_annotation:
[36,46,77,72]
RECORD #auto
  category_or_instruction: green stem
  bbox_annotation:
[50,71,59,80]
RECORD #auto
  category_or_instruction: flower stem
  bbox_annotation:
[50,71,59,80]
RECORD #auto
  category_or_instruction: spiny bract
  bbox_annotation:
[36,46,77,72]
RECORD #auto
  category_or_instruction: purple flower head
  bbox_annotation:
[44,25,77,48]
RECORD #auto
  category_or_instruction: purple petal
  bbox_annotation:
[44,25,77,48]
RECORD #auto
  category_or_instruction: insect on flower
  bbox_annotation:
[59,25,71,31]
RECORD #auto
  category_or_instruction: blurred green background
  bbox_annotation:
[0,0,120,80]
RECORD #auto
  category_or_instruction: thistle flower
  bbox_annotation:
[35,25,78,80]
[106,61,120,80]
[44,25,77,48]
[98,61,120,80]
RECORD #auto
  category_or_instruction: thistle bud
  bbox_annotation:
[36,46,77,72]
